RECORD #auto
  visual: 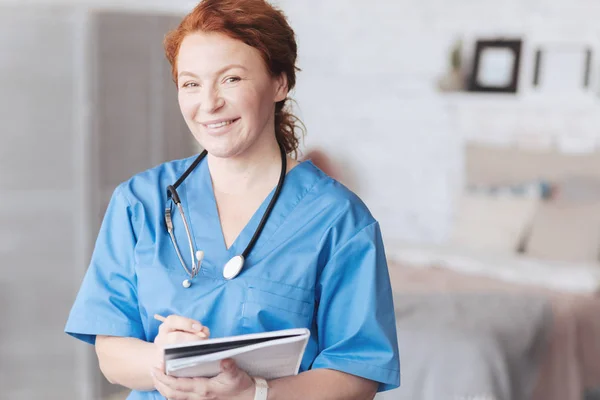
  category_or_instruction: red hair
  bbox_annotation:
[164,0,304,157]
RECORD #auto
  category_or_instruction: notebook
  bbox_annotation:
[163,328,310,379]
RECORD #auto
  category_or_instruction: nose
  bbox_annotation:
[199,87,225,113]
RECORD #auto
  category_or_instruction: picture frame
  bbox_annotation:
[468,39,523,93]
[532,44,593,94]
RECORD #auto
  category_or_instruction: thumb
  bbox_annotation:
[220,359,240,380]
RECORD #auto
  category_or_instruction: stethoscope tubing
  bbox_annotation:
[164,144,287,283]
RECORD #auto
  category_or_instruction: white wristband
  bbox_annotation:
[253,377,269,400]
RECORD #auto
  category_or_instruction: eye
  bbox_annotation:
[181,82,199,89]
[224,76,241,84]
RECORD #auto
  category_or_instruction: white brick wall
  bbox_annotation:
[5,0,599,245]
[277,0,600,246]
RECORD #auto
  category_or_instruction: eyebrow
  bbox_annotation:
[178,64,248,79]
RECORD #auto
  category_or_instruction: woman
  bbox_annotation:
[65,1,400,399]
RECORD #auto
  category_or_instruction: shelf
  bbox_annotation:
[441,91,600,110]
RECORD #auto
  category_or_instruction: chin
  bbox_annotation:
[199,141,246,159]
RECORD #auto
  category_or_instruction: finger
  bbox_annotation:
[219,359,241,382]
[159,315,206,335]
[159,315,207,337]
[152,368,196,395]
[152,369,180,400]
[158,325,207,339]
[170,331,207,344]
[208,359,253,395]
[201,325,210,337]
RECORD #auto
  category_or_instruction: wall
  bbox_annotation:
[0,7,84,399]
[4,0,599,246]
[277,0,600,247]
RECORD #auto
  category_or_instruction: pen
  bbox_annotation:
[154,314,209,338]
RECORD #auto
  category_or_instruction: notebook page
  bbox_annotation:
[167,334,309,379]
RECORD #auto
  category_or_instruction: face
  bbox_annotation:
[176,32,288,159]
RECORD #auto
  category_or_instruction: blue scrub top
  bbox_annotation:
[65,156,400,399]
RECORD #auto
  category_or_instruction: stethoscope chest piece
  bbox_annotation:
[223,255,245,280]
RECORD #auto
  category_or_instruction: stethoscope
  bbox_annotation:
[165,144,287,288]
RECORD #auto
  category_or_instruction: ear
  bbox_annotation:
[273,73,288,103]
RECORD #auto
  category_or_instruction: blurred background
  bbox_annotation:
[1,0,600,399]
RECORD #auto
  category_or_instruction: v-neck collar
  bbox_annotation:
[202,164,275,258]
[182,157,323,275]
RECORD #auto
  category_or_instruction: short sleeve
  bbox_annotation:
[312,221,400,392]
[64,185,145,345]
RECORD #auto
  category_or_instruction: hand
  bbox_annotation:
[153,314,211,371]
[152,359,256,400]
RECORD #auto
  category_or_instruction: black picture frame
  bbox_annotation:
[468,39,523,93]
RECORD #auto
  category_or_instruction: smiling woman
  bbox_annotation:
[64,1,400,400]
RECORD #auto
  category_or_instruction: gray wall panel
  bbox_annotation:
[0,8,76,191]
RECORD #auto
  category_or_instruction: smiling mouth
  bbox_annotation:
[203,118,240,129]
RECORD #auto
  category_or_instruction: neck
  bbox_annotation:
[207,137,283,196]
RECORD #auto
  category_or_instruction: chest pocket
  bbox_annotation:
[241,278,314,332]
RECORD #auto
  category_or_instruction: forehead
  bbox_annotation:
[177,32,264,73]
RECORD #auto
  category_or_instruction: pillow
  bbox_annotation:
[553,175,600,204]
[465,181,552,199]
[524,202,600,263]
[449,189,540,255]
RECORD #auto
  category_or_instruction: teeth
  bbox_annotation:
[206,120,234,129]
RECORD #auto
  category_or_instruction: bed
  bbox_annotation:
[379,259,600,400]
[377,143,600,400]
